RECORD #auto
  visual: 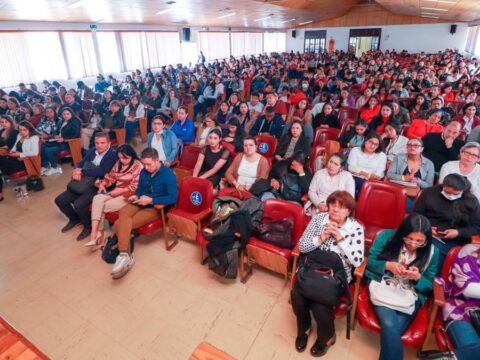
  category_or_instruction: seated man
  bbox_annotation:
[249,106,285,139]
[418,96,453,125]
[170,106,196,145]
[55,132,117,240]
[111,147,178,279]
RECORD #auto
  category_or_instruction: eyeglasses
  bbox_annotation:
[461,150,480,159]
[407,144,422,148]
[403,236,426,247]
[366,140,380,146]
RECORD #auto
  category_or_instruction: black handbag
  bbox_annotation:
[280,173,302,203]
[101,234,135,264]
[253,217,293,249]
[470,308,480,336]
[26,176,44,192]
[67,162,98,194]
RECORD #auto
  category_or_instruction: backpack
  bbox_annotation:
[253,217,293,249]
[203,196,244,236]
[101,234,135,264]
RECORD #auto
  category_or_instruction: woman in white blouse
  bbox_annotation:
[382,121,408,162]
[305,152,355,215]
[348,132,387,197]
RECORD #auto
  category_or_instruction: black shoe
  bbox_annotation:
[310,342,328,357]
[76,228,91,241]
[295,333,309,352]
[419,350,455,360]
[61,220,80,233]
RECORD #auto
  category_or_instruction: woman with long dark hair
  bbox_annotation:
[365,214,439,360]
[275,120,311,162]
[223,116,245,152]
[86,144,143,250]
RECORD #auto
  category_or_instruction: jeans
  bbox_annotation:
[373,301,420,360]
[41,143,69,167]
[432,237,465,274]
[125,120,138,142]
[353,176,365,199]
[448,319,480,349]
[260,191,276,201]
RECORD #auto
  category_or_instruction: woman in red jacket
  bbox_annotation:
[359,96,380,124]
[407,109,444,139]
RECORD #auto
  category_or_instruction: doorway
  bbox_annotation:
[304,30,326,53]
[348,28,381,57]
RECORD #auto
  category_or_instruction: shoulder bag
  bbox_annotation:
[67,162,98,195]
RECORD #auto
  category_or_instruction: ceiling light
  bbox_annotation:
[422,15,441,18]
[217,12,236,19]
[156,8,174,15]
[254,14,273,22]
[423,0,457,4]
[68,0,89,8]
[421,7,449,11]
[280,18,296,23]
[299,20,313,25]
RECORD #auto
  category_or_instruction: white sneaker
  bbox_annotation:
[111,253,135,279]
[41,167,48,176]
[45,167,62,176]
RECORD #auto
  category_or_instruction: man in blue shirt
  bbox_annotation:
[111,147,178,279]
[170,106,196,144]
[249,106,285,139]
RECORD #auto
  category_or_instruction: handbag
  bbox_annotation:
[101,234,135,264]
[253,217,293,249]
[470,308,480,336]
[67,162,98,195]
[26,176,45,192]
[368,245,435,315]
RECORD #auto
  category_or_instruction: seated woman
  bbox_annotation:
[457,102,480,136]
[0,121,40,200]
[356,88,373,109]
[97,100,126,143]
[387,137,435,189]
[19,101,33,123]
[285,98,313,143]
[259,151,312,203]
[81,103,106,151]
[413,174,480,269]
[359,96,380,124]
[86,144,143,250]
[195,112,221,146]
[305,152,355,215]
[275,120,311,162]
[227,92,241,115]
[408,93,430,120]
[347,132,387,196]
[369,102,396,135]
[0,115,19,155]
[365,214,439,360]
[216,101,230,125]
[124,95,145,144]
[223,116,245,152]
[339,118,369,151]
[159,89,179,119]
[312,103,340,130]
[291,191,364,357]
[192,129,231,187]
[224,136,270,192]
[440,142,480,202]
[30,104,45,127]
[6,97,23,123]
[407,110,444,139]
[41,107,81,176]
[234,101,256,134]
[147,116,179,167]
[381,121,408,162]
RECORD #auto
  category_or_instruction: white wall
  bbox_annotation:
[286,23,468,54]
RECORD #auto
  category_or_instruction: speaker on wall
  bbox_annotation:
[292,30,296,38]
[450,24,457,34]
[182,27,191,42]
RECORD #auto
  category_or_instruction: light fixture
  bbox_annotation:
[68,0,89,8]
[299,20,313,25]
[156,8,174,15]
[254,14,274,22]
[280,18,296,23]
[218,12,236,19]
[422,15,441,18]
[423,0,457,4]
[422,11,443,16]
[421,7,449,11]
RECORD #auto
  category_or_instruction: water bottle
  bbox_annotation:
[14,185,22,200]
[20,184,29,199]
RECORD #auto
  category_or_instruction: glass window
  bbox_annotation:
[198,32,230,61]
[62,32,98,78]
[264,32,286,54]
[97,32,121,74]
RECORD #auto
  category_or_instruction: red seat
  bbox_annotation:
[173,144,202,186]
[313,127,340,147]
[241,199,305,283]
[338,107,359,127]
[8,170,28,181]
[356,181,407,247]
[255,134,278,163]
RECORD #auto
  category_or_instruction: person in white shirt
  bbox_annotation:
[439,142,480,201]
[382,122,408,162]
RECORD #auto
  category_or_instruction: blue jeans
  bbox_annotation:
[447,320,480,360]
[373,301,420,360]
[41,142,69,167]
[432,237,465,275]
[353,176,365,199]
[125,120,138,142]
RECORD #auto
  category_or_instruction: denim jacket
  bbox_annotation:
[147,129,179,163]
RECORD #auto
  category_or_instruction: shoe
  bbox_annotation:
[51,166,62,175]
[419,350,455,360]
[111,253,135,279]
[84,231,105,251]
[295,333,309,352]
[76,228,91,241]
[61,220,80,233]
[310,336,335,358]
[41,167,48,176]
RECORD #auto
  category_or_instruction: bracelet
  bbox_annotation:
[402,175,405,181]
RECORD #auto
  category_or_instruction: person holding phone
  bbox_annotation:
[413,173,480,271]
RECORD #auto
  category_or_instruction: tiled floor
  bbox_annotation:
[0,165,423,359]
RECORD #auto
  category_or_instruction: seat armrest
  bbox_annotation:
[300,194,309,203]
[154,204,166,211]
[291,243,301,258]
[191,208,212,223]
[433,279,446,307]
[472,235,480,244]
[169,160,179,168]
[354,258,367,278]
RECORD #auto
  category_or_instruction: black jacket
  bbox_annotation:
[275,134,312,160]
[422,132,464,172]
[58,118,82,139]
[0,129,19,149]
[313,113,340,129]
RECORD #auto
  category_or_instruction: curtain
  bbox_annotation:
[264,32,286,54]
[198,32,230,61]
[62,32,98,78]
[0,32,67,88]
[96,32,121,74]
[231,32,264,57]
[466,26,478,54]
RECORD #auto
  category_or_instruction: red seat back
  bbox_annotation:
[313,127,340,147]
[255,135,278,160]
[178,144,202,170]
[176,177,214,215]
[356,181,407,247]
[262,199,305,247]
[338,107,358,127]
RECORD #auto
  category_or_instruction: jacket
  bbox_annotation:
[422,132,464,172]
[147,130,179,163]
[386,154,435,189]
[0,129,19,149]
[249,114,285,139]
[136,164,178,206]
[100,159,143,193]
[12,134,40,158]
[365,229,439,305]
[161,96,179,112]
[224,154,270,186]
[407,119,444,139]
[58,118,82,139]
[76,147,117,178]
[275,134,312,160]
[170,118,196,144]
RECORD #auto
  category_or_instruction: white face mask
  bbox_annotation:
[302,84,309,90]
[441,190,463,201]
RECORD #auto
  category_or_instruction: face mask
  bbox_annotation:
[302,84,308,90]
[441,190,463,201]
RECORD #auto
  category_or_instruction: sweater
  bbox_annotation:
[386,154,435,189]
[422,132,464,172]
[170,118,196,144]
[365,229,439,305]
[307,169,355,207]
[76,147,117,178]
[407,119,444,139]
[11,135,40,158]
[224,154,270,186]
[347,147,387,178]
[383,135,409,161]
[136,164,178,206]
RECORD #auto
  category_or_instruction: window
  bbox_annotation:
[96,32,121,74]
[231,32,263,57]
[198,32,230,61]
[348,28,381,57]
[0,32,67,88]
[304,30,327,53]
[264,32,286,54]
[62,32,98,78]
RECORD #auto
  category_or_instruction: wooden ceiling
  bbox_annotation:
[0,0,478,28]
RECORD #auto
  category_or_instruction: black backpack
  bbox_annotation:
[101,234,135,264]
